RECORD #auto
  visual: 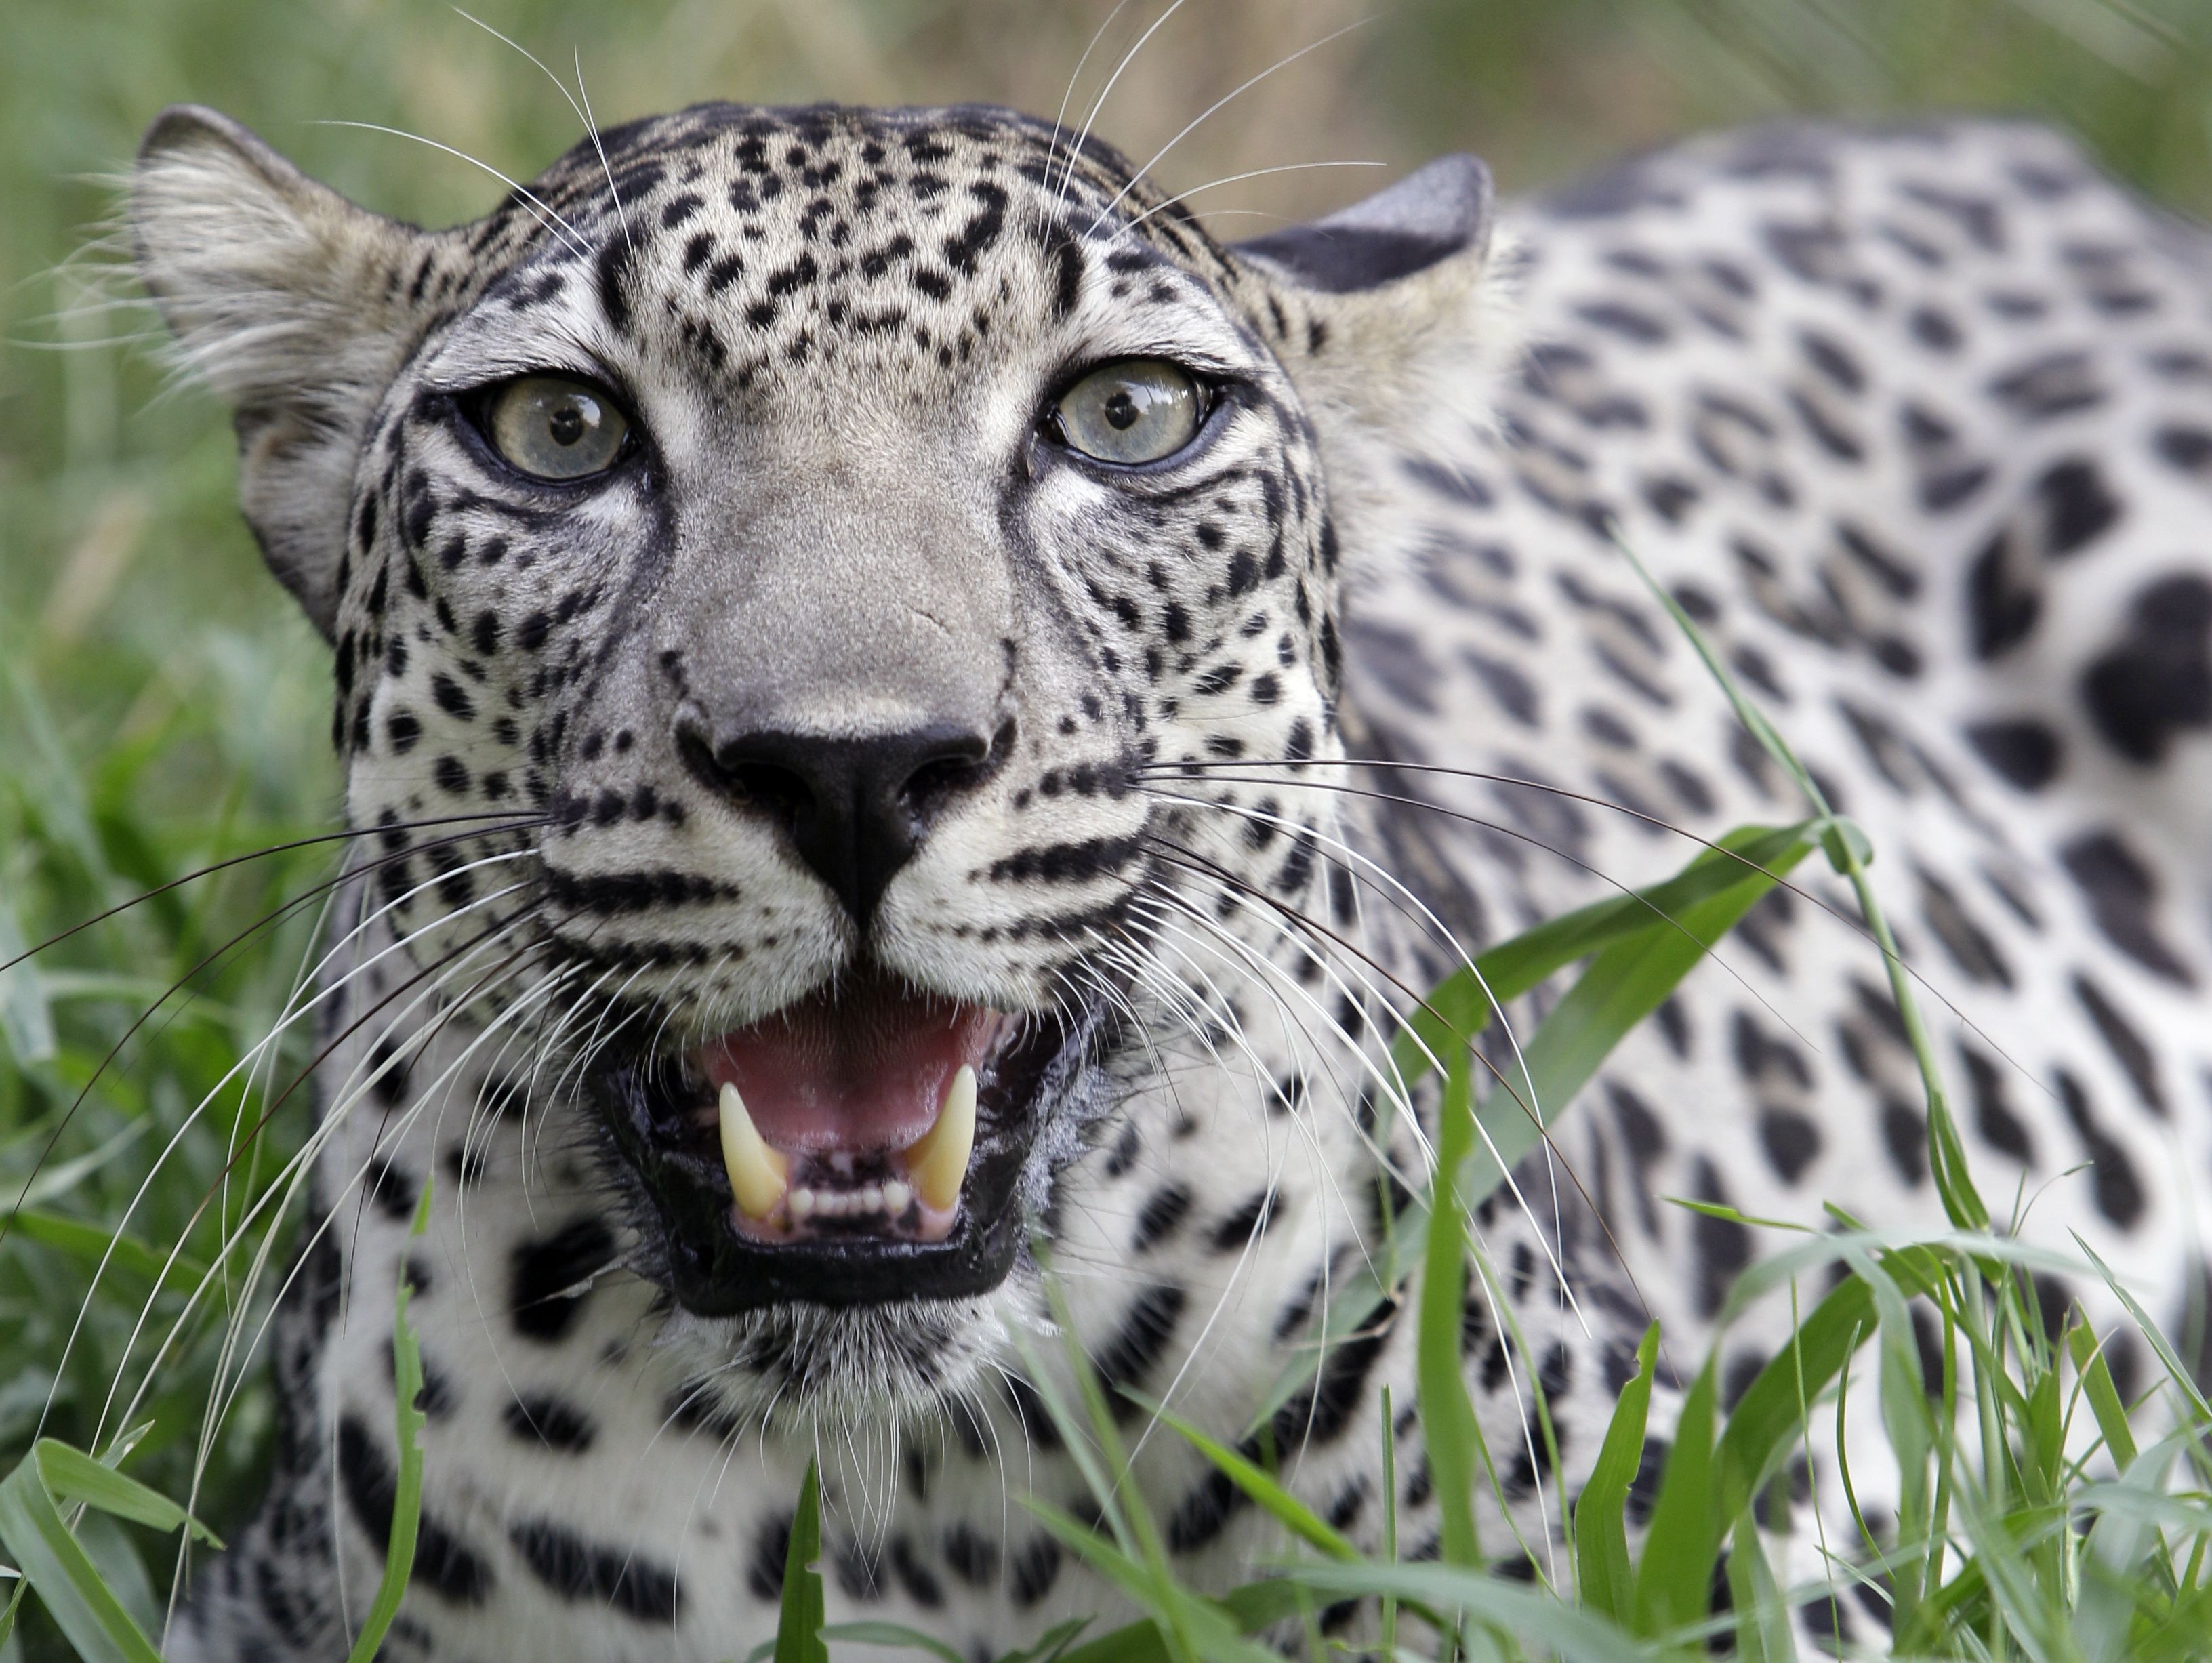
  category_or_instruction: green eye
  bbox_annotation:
[485,375,629,480]
[1052,360,1204,465]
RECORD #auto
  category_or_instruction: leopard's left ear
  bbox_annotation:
[1231,156,1517,527]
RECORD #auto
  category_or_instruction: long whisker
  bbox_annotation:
[448,9,633,253]
[1086,20,1376,237]
[3,819,548,1259]
[1058,0,1192,213]
[1140,836,1594,1328]
[0,808,549,974]
[310,121,592,258]
[1040,0,1137,236]
[1143,776,1815,1052]
[66,865,546,1436]
[1119,161,1386,234]
[1145,786,1637,1307]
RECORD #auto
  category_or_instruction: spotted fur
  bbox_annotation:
[130,102,2212,1659]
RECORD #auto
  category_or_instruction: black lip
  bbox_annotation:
[591,999,1105,1313]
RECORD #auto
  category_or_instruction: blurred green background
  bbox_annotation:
[7,0,2212,1645]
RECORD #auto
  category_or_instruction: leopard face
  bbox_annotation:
[134,100,1502,1416]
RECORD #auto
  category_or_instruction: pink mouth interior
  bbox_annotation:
[697,976,998,1156]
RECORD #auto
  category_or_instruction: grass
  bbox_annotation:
[8,1,2212,1657]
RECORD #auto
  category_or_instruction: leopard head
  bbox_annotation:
[132,98,1507,1416]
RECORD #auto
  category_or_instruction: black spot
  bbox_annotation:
[508,1217,615,1342]
[1881,1098,1929,1186]
[1959,1043,2036,1166]
[2059,830,2197,985]
[1131,1183,1192,1253]
[508,1517,681,1622]
[1987,350,2104,421]
[1965,531,2039,659]
[1964,718,2061,789]
[1689,1157,1751,1317]
[337,1414,493,1603]
[2081,574,2212,764]
[2036,457,2122,556]
[1757,1107,1822,1184]
[747,1512,792,1601]
[888,1538,943,1608]
[1007,1536,1061,1607]
[1917,867,2012,988]
[2054,1069,2145,1227]
[2073,973,2165,1116]
[596,235,639,336]
[362,1156,417,1222]
[943,1525,997,1588]
[503,1391,598,1453]
[1088,1283,1185,1416]
[1211,1188,1276,1250]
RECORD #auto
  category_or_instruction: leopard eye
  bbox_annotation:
[1052,359,1204,466]
[484,375,629,480]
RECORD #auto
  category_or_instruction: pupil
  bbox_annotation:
[548,404,586,446]
[1103,390,1139,431]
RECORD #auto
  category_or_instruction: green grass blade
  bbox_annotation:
[0,1443,167,1663]
[3,1208,211,1298]
[1465,832,1814,1199]
[2066,1319,2140,1471]
[1286,1561,1661,1662]
[996,1616,1093,1663]
[1574,1323,1658,1622]
[1418,1042,1484,1568]
[344,1176,434,1663]
[26,1443,213,1543]
[1391,821,1816,1088]
[1723,1513,1797,1663]
[2072,1234,2212,1426]
[1631,1358,1719,1638]
[1252,821,1817,1440]
[1122,1392,1357,1561]
[774,1460,827,1663]
[1033,1508,1284,1663]
[821,1620,972,1663]
[1714,1275,1875,1513]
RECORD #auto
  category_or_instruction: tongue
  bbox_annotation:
[698,978,996,1155]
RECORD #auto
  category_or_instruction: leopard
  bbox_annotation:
[123,93,2212,1660]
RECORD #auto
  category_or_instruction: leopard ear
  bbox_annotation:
[134,105,441,638]
[1232,157,1518,541]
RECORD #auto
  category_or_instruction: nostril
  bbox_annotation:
[899,716,1015,811]
[676,720,815,828]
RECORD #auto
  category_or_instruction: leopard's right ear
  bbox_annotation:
[134,105,442,638]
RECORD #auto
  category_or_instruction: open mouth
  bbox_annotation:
[593,970,1086,1313]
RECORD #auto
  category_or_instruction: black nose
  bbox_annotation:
[677,718,1004,922]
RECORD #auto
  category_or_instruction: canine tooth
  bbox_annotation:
[905,1065,976,1213]
[789,1187,817,1222]
[718,1082,789,1220]
[882,1179,912,1214]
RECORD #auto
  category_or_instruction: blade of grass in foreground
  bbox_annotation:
[1574,1323,1658,1624]
[342,1176,436,1663]
[0,1439,219,1663]
[774,1460,827,1663]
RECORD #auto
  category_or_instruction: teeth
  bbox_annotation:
[718,1082,790,1220]
[882,1179,912,1214]
[788,1187,817,1222]
[904,1065,977,1214]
